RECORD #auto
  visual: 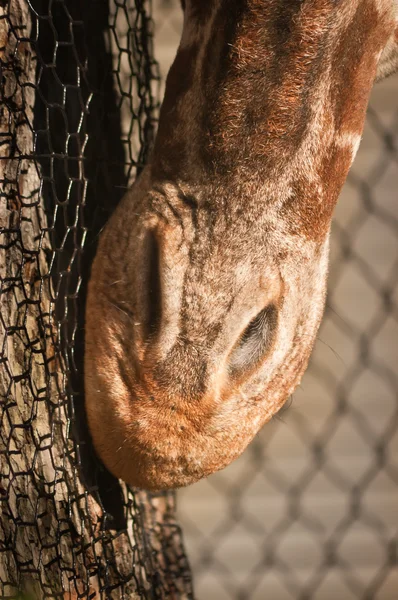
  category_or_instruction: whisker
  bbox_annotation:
[273,395,294,423]
[105,298,134,321]
[325,302,351,329]
[109,280,125,286]
[297,331,345,365]
[316,336,345,365]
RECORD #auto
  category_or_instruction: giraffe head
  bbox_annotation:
[85,0,398,490]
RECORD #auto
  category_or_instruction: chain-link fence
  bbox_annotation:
[0,1,193,597]
[150,2,398,599]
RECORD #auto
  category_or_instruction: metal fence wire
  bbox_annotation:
[0,1,193,598]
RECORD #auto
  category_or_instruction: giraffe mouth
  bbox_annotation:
[84,294,321,491]
[84,196,328,491]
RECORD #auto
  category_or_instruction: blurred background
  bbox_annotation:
[152,1,398,599]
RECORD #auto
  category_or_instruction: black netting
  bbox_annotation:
[0,1,192,598]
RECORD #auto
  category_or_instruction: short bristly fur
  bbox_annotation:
[85,0,398,490]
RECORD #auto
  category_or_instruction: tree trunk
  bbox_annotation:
[0,2,192,598]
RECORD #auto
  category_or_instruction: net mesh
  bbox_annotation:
[0,1,192,598]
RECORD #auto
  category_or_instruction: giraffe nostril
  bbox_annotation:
[228,305,278,379]
[143,230,162,340]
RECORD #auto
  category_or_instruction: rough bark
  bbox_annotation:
[0,2,192,598]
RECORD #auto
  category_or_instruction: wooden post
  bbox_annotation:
[0,2,192,597]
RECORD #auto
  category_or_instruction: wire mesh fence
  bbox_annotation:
[150,1,398,599]
[0,1,193,597]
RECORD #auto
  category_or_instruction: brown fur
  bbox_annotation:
[85,0,398,490]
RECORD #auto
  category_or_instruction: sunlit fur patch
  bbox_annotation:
[335,131,362,165]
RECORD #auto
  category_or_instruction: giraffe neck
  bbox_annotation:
[152,0,393,213]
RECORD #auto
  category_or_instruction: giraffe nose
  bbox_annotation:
[134,226,185,359]
[141,230,162,341]
[134,224,280,391]
[226,304,279,381]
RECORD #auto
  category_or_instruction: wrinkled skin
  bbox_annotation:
[85,0,398,490]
